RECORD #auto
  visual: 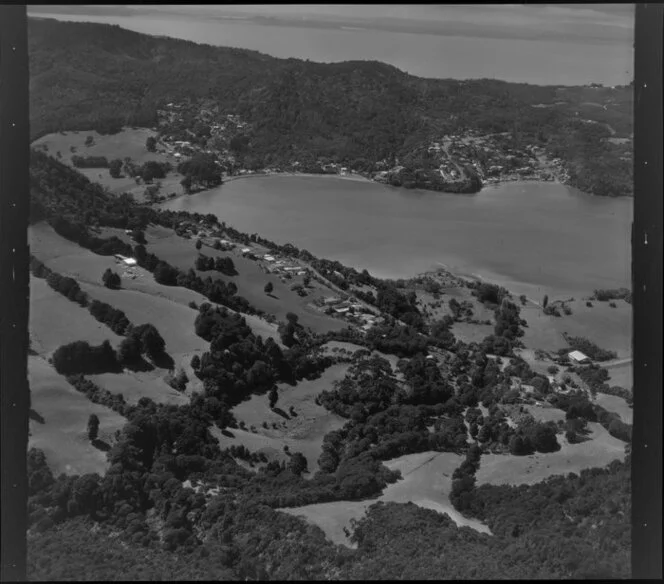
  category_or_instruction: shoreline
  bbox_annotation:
[222,171,373,185]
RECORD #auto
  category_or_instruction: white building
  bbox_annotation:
[114,254,137,267]
[568,350,590,364]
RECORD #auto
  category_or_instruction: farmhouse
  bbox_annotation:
[568,350,591,364]
[114,254,137,267]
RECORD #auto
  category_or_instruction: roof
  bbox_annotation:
[568,350,590,362]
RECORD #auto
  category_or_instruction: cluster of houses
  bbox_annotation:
[319,296,381,332]
[257,254,308,278]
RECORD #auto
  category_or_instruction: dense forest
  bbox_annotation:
[28,17,632,197]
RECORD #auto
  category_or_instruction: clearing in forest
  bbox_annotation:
[475,422,626,486]
[280,450,491,548]
[212,364,350,473]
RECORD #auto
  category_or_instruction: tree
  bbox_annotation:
[268,386,279,409]
[133,324,166,359]
[181,174,193,194]
[303,275,311,287]
[195,239,202,250]
[264,282,274,295]
[542,295,549,309]
[102,268,121,289]
[146,136,157,152]
[85,135,94,147]
[288,452,308,476]
[190,354,201,370]
[109,158,123,178]
[118,335,142,364]
[87,414,100,441]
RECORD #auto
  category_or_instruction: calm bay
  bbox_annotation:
[161,176,632,301]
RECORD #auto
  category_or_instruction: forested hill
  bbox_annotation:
[29,17,633,197]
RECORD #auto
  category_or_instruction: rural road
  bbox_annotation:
[603,357,633,369]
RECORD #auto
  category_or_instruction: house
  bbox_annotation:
[568,350,590,364]
[241,248,252,255]
[263,255,275,262]
[323,297,341,306]
[335,307,350,314]
[114,254,137,267]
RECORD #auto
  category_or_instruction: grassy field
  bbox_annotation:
[80,284,207,357]
[30,223,120,285]
[212,364,350,473]
[32,222,284,345]
[476,422,626,486]
[32,128,188,203]
[605,361,633,390]
[88,371,190,406]
[521,299,631,358]
[30,276,123,355]
[29,356,126,476]
[594,393,633,424]
[280,450,491,548]
[524,404,567,423]
[452,321,495,345]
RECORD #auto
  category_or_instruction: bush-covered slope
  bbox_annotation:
[29,17,632,196]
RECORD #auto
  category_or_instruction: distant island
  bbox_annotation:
[28,17,633,197]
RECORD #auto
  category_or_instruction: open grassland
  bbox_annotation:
[605,361,633,390]
[213,364,350,473]
[33,128,165,165]
[30,223,119,283]
[88,371,189,407]
[521,299,631,358]
[452,321,494,345]
[524,404,567,423]
[80,284,207,356]
[29,356,126,476]
[594,393,633,424]
[31,223,284,344]
[476,422,626,486]
[30,276,123,355]
[280,450,491,548]
[32,129,186,202]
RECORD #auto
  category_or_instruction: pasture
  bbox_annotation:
[88,371,190,407]
[30,276,123,355]
[33,128,166,166]
[31,222,284,345]
[32,128,187,202]
[521,299,631,359]
[213,364,350,473]
[475,422,626,486]
[524,404,567,423]
[594,393,633,424]
[280,450,491,548]
[147,230,346,334]
[28,356,126,476]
